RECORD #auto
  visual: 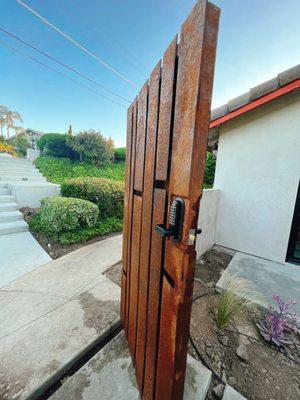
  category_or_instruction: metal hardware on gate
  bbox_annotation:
[188,228,202,245]
[155,198,185,242]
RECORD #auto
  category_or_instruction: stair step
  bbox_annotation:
[0,171,42,177]
[0,220,28,235]
[0,188,10,195]
[0,202,18,211]
[0,195,15,203]
[0,166,40,172]
[0,210,23,223]
[0,176,47,182]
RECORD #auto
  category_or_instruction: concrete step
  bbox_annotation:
[0,176,47,182]
[0,220,28,235]
[0,195,15,203]
[0,210,23,223]
[0,202,18,212]
[0,170,43,177]
[0,166,40,172]
[0,158,32,163]
[0,188,10,195]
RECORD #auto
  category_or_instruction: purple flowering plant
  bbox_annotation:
[256,294,298,347]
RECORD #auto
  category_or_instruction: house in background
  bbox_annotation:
[197,64,300,266]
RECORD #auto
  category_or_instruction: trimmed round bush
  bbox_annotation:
[61,177,124,218]
[36,196,99,236]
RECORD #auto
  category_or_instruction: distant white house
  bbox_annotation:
[197,64,300,266]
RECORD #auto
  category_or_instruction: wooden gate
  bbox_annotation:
[121,1,220,399]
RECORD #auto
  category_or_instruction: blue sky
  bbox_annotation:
[1,0,299,146]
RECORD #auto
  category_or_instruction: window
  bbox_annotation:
[286,182,300,265]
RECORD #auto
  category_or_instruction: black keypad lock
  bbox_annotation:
[155,198,185,242]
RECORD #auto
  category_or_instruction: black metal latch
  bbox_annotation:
[155,198,185,242]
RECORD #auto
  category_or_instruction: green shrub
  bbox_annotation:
[58,217,123,244]
[114,147,126,162]
[66,130,114,164]
[204,152,216,186]
[35,156,125,184]
[61,177,124,218]
[31,196,99,237]
[37,133,71,158]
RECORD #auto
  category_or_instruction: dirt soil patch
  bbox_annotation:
[21,207,121,259]
[190,248,300,400]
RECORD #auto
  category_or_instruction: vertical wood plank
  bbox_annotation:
[134,82,149,191]
[124,101,138,333]
[143,189,166,400]
[155,37,177,182]
[135,62,161,390]
[121,105,133,323]
[128,194,143,357]
[156,2,220,399]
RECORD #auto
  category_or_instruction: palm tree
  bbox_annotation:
[5,110,23,139]
[0,105,9,138]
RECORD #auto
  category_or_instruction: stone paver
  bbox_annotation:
[222,385,247,400]
[0,235,123,400]
[216,252,300,324]
[50,331,212,400]
[0,231,51,288]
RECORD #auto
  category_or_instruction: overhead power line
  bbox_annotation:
[0,27,130,104]
[0,39,126,109]
[16,0,138,88]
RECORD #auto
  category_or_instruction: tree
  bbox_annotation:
[67,130,114,165]
[67,125,73,136]
[4,109,23,139]
[0,105,9,137]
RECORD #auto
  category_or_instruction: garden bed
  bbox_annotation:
[104,248,300,400]
[21,207,122,259]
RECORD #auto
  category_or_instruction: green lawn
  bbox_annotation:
[35,156,125,184]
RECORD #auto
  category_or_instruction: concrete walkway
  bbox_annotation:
[49,331,212,400]
[0,231,51,288]
[0,235,122,400]
[216,252,300,323]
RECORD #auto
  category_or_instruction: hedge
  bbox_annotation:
[35,156,125,184]
[114,147,126,162]
[30,196,99,237]
[61,177,124,218]
[37,133,71,158]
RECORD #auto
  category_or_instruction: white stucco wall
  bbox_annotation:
[196,189,220,258]
[214,90,300,263]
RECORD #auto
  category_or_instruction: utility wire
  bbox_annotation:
[0,27,130,104]
[16,0,138,88]
[0,39,126,109]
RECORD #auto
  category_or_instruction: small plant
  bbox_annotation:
[216,278,251,329]
[256,295,297,347]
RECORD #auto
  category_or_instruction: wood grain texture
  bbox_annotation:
[156,2,220,399]
[124,101,138,333]
[143,189,166,400]
[121,105,133,323]
[128,194,143,358]
[155,37,177,182]
[135,62,161,390]
[134,83,148,191]
[121,1,220,399]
